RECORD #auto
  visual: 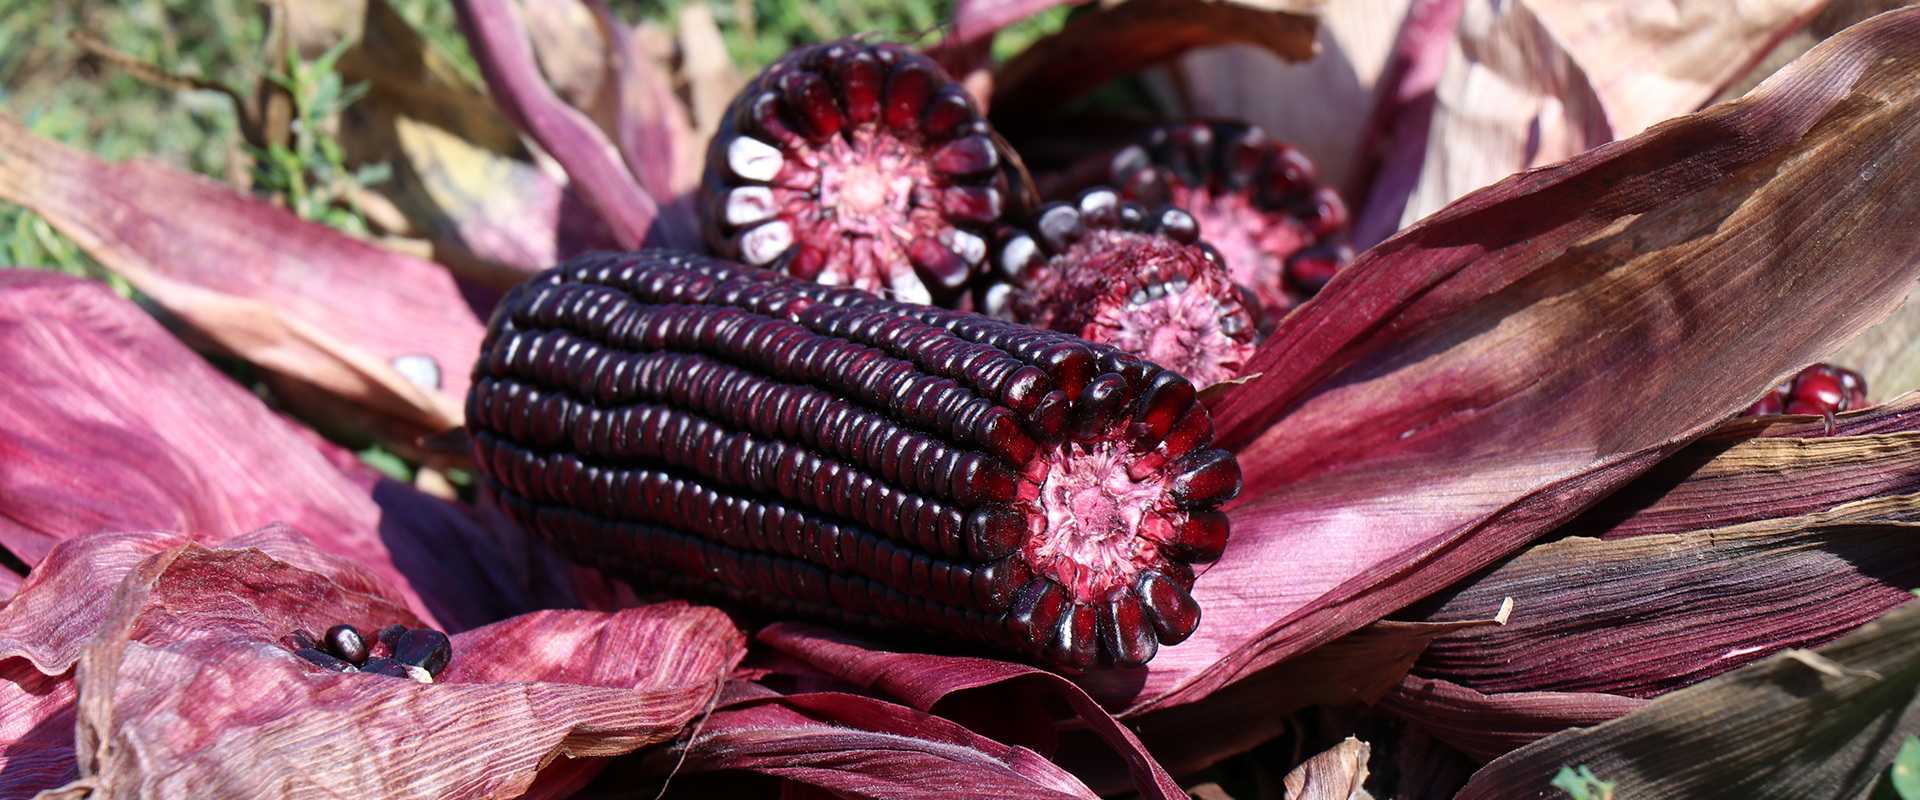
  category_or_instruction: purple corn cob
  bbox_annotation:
[466,250,1240,672]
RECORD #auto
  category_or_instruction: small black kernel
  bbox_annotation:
[359,656,428,681]
[324,624,369,665]
[294,647,357,673]
[394,629,453,677]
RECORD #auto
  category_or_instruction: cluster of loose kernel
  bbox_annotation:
[1041,121,1351,329]
[281,623,451,682]
[1744,363,1868,416]
[987,187,1258,388]
[467,250,1239,672]
[698,40,1025,306]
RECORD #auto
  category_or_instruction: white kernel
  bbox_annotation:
[727,137,784,182]
[998,235,1038,280]
[945,229,987,265]
[738,221,794,265]
[983,283,1015,319]
[389,354,441,390]
[724,186,779,227]
[889,271,932,306]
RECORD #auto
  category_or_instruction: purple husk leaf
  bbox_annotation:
[1561,428,1920,541]
[946,0,1090,52]
[453,0,699,251]
[662,690,1101,800]
[1378,675,1646,763]
[988,0,1319,138]
[582,0,702,204]
[1059,619,1487,791]
[1135,7,1920,714]
[1348,0,1465,250]
[1453,599,1920,798]
[1403,498,1920,698]
[756,622,1184,799]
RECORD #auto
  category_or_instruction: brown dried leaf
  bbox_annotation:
[1560,432,1920,540]
[1393,0,1612,229]
[1533,0,1830,139]
[1178,0,1418,196]
[1282,737,1371,800]
[990,0,1321,136]
[676,3,744,146]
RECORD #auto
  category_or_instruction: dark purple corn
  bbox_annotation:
[987,188,1258,389]
[280,623,450,682]
[699,40,1028,307]
[466,250,1240,672]
[1041,121,1351,329]
[1743,363,1868,416]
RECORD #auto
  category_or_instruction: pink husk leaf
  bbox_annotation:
[1391,0,1614,231]
[1150,7,1920,713]
[0,115,482,439]
[0,273,449,624]
[1382,0,1830,240]
[0,531,188,675]
[52,532,741,799]
[0,273,576,632]
[584,1,702,204]
[1531,0,1829,140]
[946,0,1089,51]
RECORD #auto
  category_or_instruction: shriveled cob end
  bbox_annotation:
[466,250,1239,672]
[990,187,1259,389]
[698,39,1027,307]
[1041,121,1352,329]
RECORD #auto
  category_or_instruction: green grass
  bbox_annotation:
[0,0,1071,268]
